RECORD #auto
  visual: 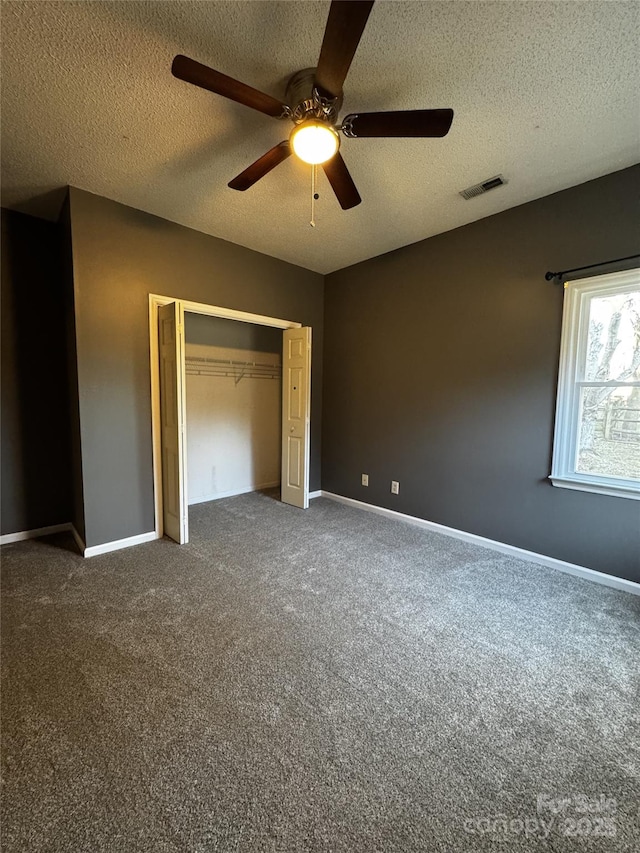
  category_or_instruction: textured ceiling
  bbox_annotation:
[1,1,639,274]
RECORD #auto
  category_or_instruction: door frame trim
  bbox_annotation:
[149,294,302,539]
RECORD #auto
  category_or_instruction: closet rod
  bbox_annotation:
[187,356,280,369]
[185,355,281,384]
[186,368,280,377]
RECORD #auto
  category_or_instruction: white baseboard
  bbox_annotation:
[70,525,86,555]
[309,490,322,499]
[188,481,280,506]
[83,530,159,558]
[0,522,156,559]
[319,491,640,596]
[0,522,72,545]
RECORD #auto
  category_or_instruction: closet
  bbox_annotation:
[152,294,311,544]
[184,313,282,505]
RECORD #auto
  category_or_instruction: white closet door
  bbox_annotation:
[158,301,189,543]
[281,327,311,509]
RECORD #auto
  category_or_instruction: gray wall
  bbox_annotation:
[1,208,72,535]
[322,166,640,583]
[68,187,324,548]
[184,313,282,353]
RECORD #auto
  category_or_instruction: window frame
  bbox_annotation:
[550,267,640,501]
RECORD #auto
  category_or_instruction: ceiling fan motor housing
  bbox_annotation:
[285,68,343,125]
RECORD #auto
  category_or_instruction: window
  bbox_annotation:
[551,267,640,500]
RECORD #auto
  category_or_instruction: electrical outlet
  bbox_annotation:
[391,481,399,495]
[361,473,369,486]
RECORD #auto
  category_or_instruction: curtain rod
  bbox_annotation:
[545,254,640,282]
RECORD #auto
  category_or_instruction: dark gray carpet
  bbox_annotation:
[2,492,639,852]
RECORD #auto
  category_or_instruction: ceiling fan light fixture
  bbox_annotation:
[290,119,339,165]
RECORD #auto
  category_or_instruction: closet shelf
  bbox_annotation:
[186,355,281,384]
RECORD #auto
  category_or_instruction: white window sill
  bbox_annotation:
[549,475,640,501]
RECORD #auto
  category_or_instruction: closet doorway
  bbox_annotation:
[149,295,312,544]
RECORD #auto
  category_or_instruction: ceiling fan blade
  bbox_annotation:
[172,55,287,118]
[322,153,361,210]
[342,109,454,138]
[228,142,291,191]
[315,1,375,98]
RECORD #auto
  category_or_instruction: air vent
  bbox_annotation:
[460,174,507,200]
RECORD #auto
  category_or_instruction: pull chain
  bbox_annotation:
[310,164,316,227]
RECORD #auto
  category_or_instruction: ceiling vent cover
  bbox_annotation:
[460,174,507,200]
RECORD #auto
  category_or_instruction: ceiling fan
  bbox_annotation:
[171,0,454,210]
